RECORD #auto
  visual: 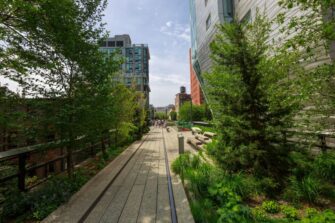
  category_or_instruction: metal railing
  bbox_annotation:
[284,129,335,151]
[0,130,117,191]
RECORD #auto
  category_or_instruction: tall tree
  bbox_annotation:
[0,0,121,176]
[205,14,305,179]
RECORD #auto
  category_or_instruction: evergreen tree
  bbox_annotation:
[205,14,305,179]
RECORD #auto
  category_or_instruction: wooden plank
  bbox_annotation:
[42,139,144,223]
[98,141,148,223]
[137,132,159,223]
[118,184,146,223]
[85,140,146,223]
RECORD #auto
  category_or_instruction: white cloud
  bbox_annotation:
[149,54,190,106]
[166,21,173,27]
[160,22,191,42]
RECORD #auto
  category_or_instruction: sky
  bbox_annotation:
[103,0,191,107]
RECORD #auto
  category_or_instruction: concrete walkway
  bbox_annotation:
[43,128,194,223]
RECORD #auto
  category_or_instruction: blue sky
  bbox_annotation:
[103,0,191,107]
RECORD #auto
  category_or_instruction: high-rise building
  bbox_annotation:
[189,0,333,102]
[189,0,234,103]
[99,34,150,107]
[189,0,234,81]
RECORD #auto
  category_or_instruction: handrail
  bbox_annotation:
[0,129,117,191]
[0,129,117,161]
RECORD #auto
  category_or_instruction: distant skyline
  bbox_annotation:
[104,0,191,107]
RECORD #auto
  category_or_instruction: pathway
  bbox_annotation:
[43,128,194,223]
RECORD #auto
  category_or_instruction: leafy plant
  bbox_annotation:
[300,210,335,223]
[305,208,319,218]
[280,204,299,220]
[261,201,280,214]
[252,206,268,222]
[2,170,89,221]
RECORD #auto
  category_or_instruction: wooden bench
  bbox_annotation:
[195,135,210,144]
[203,132,217,138]
[191,127,202,135]
[187,138,202,150]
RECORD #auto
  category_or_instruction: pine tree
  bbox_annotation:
[205,14,305,179]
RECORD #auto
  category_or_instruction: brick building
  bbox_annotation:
[189,49,204,105]
[175,86,191,113]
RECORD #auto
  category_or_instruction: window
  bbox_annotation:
[108,41,115,47]
[99,41,106,47]
[116,41,124,47]
[223,0,234,22]
[206,14,211,30]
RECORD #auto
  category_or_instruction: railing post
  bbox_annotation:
[319,134,327,152]
[178,133,184,154]
[61,146,65,171]
[18,153,27,191]
[115,130,118,146]
[90,142,95,157]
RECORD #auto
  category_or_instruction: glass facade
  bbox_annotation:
[99,44,149,93]
[189,0,198,63]
[223,0,234,22]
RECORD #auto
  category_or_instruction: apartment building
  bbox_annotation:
[99,35,150,108]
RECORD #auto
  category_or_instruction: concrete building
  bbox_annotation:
[99,35,150,107]
[175,86,191,113]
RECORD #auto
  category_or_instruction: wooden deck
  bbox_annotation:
[43,128,194,223]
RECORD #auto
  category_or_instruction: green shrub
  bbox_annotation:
[252,206,268,222]
[305,208,319,218]
[262,201,280,214]
[205,140,218,156]
[280,204,299,220]
[289,151,313,179]
[301,210,335,223]
[172,153,192,182]
[2,170,89,221]
[312,152,335,181]
[219,173,259,200]
[284,176,322,204]
[187,162,215,198]
[207,182,253,223]
[190,199,218,223]
[259,177,280,197]
[217,204,253,223]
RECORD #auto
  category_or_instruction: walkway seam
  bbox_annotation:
[135,132,157,222]
[162,129,178,223]
[79,134,149,223]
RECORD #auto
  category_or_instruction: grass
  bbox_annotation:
[193,124,216,133]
